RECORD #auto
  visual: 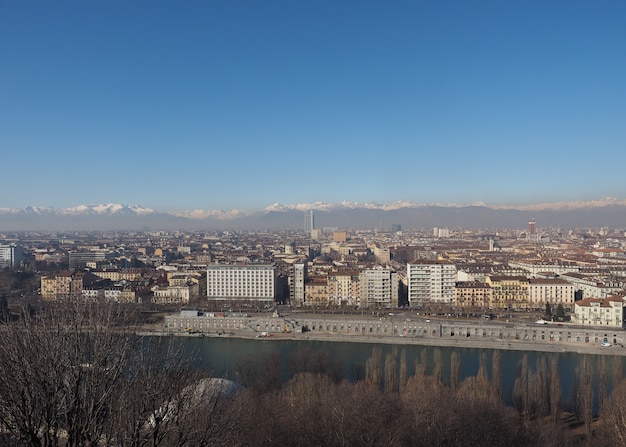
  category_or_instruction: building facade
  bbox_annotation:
[528,278,575,309]
[206,264,275,306]
[0,244,24,269]
[572,297,624,328]
[454,281,492,309]
[485,275,530,310]
[359,267,398,309]
[328,270,360,307]
[407,260,456,305]
[40,271,84,300]
[289,263,306,307]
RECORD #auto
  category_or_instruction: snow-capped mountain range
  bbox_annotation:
[1,198,626,231]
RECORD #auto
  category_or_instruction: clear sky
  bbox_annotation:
[2,0,625,212]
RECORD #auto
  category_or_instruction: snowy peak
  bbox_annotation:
[0,204,155,216]
[63,204,155,216]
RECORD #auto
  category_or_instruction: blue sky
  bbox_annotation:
[1,0,625,212]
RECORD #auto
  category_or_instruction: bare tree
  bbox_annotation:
[414,348,427,377]
[576,355,594,441]
[614,357,624,389]
[549,355,561,424]
[450,351,461,391]
[492,350,502,398]
[0,303,224,447]
[433,348,443,384]
[477,351,488,382]
[0,303,135,447]
[599,355,608,411]
[399,348,408,392]
[384,351,398,394]
[600,381,626,446]
[513,354,529,418]
[365,347,383,389]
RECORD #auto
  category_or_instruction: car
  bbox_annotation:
[601,342,611,347]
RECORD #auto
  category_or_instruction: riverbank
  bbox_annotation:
[143,324,626,357]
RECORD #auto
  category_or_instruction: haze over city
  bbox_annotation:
[2,1,626,214]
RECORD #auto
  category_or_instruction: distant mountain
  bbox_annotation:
[1,199,626,231]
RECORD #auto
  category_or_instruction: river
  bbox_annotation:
[174,336,625,412]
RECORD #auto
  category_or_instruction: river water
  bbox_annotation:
[175,336,625,411]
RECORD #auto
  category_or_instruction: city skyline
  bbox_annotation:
[2,1,625,211]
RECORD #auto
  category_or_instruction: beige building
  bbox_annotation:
[572,297,624,328]
[152,285,193,304]
[528,278,575,309]
[485,275,530,310]
[40,271,84,300]
[304,279,330,307]
[328,270,360,307]
[454,281,492,309]
[333,231,347,242]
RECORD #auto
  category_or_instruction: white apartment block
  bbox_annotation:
[528,279,575,309]
[407,260,457,305]
[290,263,305,307]
[560,273,626,299]
[207,264,275,304]
[572,297,624,328]
[359,267,398,309]
[0,244,24,269]
[328,270,360,307]
[508,260,580,276]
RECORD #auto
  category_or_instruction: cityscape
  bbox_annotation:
[2,211,626,329]
[3,0,626,444]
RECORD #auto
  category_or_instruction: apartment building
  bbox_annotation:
[304,278,330,307]
[289,263,306,307]
[328,270,360,307]
[0,244,24,269]
[454,281,492,309]
[407,260,456,305]
[485,275,530,310]
[40,271,84,300]
[206,264,275,306]
[572,297,624,328]
[528,278,575,309]
[359,267,398,309]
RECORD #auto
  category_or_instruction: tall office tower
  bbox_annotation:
[527,218,540,242]
[304,210,314,234]
[0,244,24,269]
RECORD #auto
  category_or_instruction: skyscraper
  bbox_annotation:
[527,219,540,242]
[0,244,24,269]
[304,210,314,234]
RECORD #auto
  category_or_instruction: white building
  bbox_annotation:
[407,260,457,305]
[359,267,398,309]
[560,273,626,299]
[572,297,624,328]
[289,263,305,307]
[207,264,275,305]
[0,244,24,269]
[528,278,575,309]
[152,285,193,304]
